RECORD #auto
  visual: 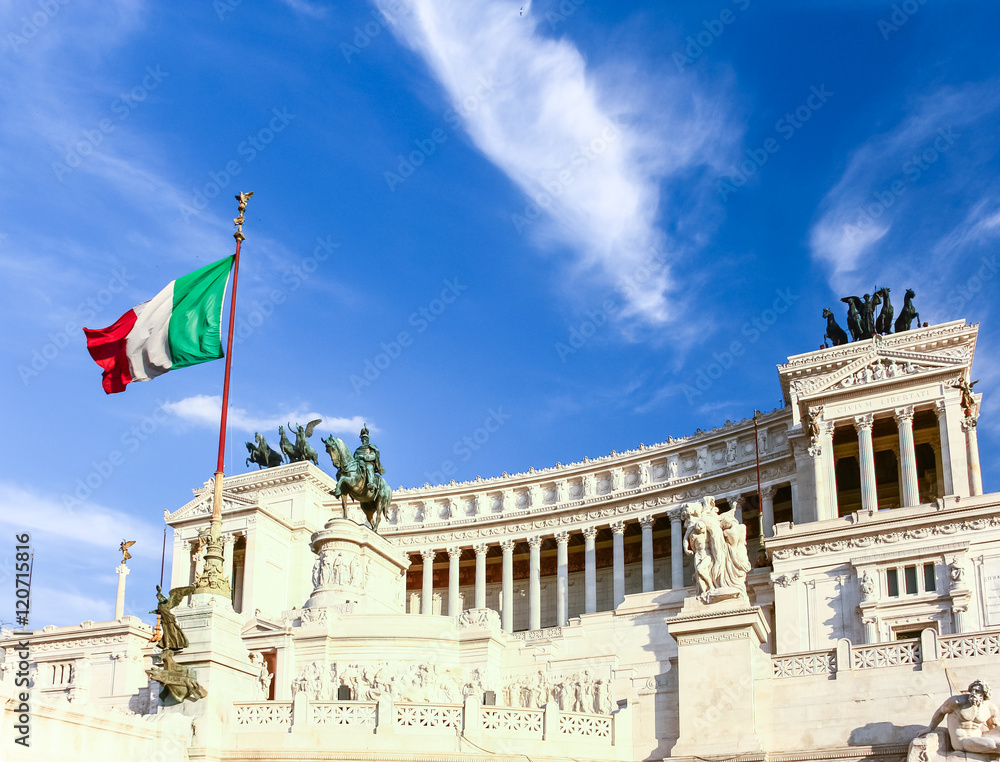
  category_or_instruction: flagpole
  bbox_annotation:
[195,191,253,599]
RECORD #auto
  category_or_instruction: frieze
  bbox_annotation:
[771,516,1000,560]
[30,635,130,653]
[675,631,752,645]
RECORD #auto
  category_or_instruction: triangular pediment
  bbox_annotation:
[166,489,257,524]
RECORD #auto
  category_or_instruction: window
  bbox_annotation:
[885,563,936,597]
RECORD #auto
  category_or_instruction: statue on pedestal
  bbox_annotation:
[681,497,750,603]
[322,426,393,532]
[913,680,1000,757]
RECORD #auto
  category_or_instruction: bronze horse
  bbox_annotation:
[322,435,392,532]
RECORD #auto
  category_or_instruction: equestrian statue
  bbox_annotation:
[246,433,283,469]
[826,287,919,345]
[322,425,392,533]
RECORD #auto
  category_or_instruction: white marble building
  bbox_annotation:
[3,318,998,762]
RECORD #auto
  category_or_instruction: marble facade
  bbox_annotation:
[2,319,998,762]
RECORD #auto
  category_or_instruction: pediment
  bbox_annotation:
[790,343,968,400]
[166,489,257,523]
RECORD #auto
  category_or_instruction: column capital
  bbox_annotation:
[527,535,542,549]
[893,406,915,424]
[554,531,569,545]
[610,520,625,535]
[116,564,130,576]
[807,443,823,459]
[667,507,684,524]
[447,546,463,560]
[961,416,979,432]
[223,532,237,548]
[582,526,598,540]
[762,484,778,499]
[638,515,655,529]
[853,413,874,432]
[500,539,515,553]
[420,548,436,562]
[473,543,489,556]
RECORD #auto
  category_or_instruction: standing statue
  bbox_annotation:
[822,308,849,346]
[289,419,322,465]
[245,432,283,469]
[681,497,750,603]
[953,378,979,418]
[894,288,920,332]
[916,680,1000,755]
[322,427,393,532]
[841,296,863,341]
[874,286,893,335]
[150,585,195,651]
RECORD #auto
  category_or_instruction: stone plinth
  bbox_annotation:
[164,597,259,762]
[303,518,409,614]
[667,599,771,757]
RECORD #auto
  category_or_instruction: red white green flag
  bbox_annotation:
[83,255,234,394]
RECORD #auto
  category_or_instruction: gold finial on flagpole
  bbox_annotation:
[234,191,253,242]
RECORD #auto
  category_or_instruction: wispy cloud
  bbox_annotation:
[279,0,328,18]
[163,394,371,435]
[809,83,1000,294]
[376,0,736,325]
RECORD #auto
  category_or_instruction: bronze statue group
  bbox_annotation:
[823,287,920,347]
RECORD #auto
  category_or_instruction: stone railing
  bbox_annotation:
[771,628,1000,680]
[771,649,836,678]
[480,706,544,735]
[231,694,630,758]
[940,631,1000,659]
[234,701,293,728]
[850,640,920,669]
[310,701,376,727]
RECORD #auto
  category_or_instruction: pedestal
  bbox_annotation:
[667,599,771,757]
[164,597,259,762]
[303,518,410,615]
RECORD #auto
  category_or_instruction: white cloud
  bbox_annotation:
[376,0,736,325]
[279,0,327,18]
[163,394,371,435]
[809,83,1000,293]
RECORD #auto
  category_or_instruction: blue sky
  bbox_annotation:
[2,0,999,628]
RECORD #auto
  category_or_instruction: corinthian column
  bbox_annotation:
[473,543,488,609]
[894,406,920,507]
[448,546,462,616]
[555,531,568,626]
[639,515,655,593]
[854,414,878,513]
[421,549,435,615]
[528,536,542,631]
[963,417,983,496]
[500,539,514,632]
[583,527,597,613]
[669,509,684,589]
[611,521,625,608]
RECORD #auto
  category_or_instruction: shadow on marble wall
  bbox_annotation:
[848,722,925,747]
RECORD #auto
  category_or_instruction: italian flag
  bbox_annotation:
[84,256,234,394]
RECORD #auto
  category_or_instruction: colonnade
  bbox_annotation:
[809,402,981,520]
[414,511,687,632]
